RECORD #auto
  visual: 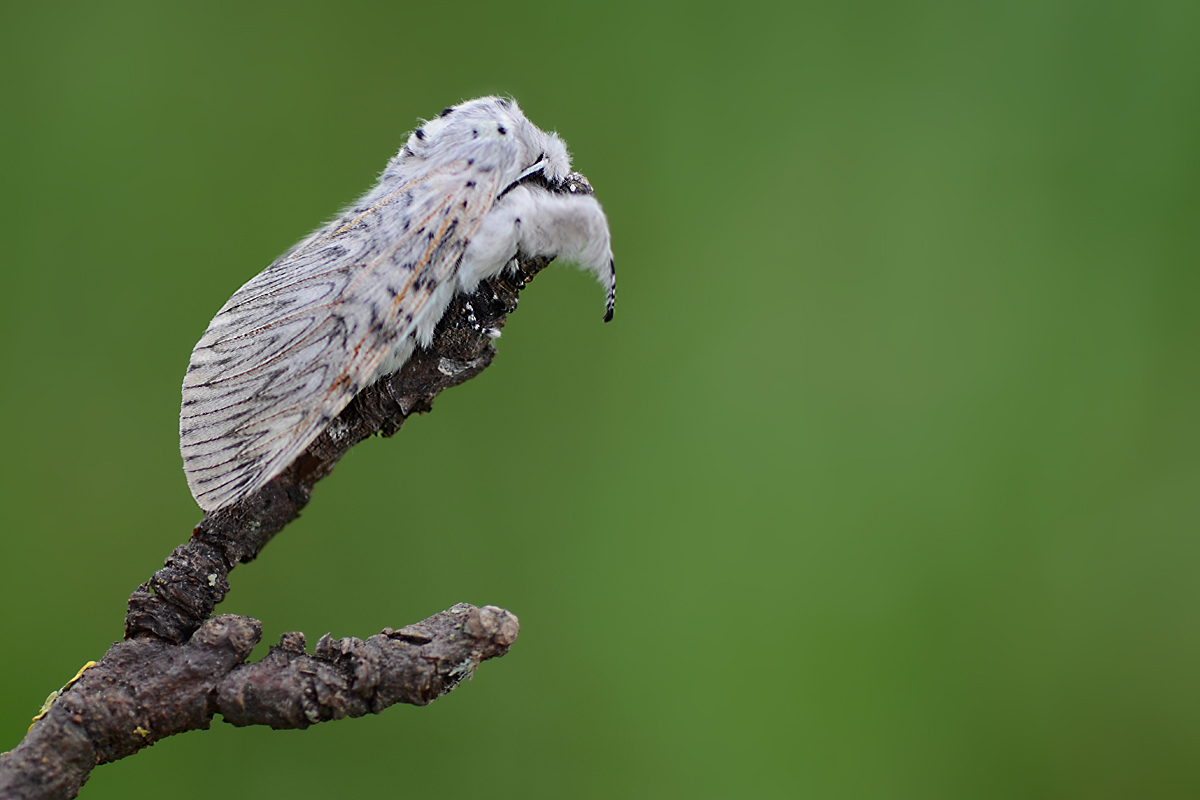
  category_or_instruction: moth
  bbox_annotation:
[180,97,615,512]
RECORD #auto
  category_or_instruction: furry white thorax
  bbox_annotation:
[385,96,573,187]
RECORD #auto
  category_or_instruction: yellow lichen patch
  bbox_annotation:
[28,660,99,731]
[29,691,59,730]
[64,661,97,690]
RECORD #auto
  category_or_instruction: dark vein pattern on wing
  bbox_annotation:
[181,166,495,510]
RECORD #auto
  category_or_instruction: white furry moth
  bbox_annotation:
[180,97,615,512]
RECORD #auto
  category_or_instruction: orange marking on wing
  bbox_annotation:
[385,192,463,312]
[302,172,489,429]
[328,372,352,394]
[331,173,436,237]
[311,370,357,428]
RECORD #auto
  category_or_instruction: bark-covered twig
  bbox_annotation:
[1,606,519,799]
[0,172,601,798]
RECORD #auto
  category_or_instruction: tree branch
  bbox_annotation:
[0,172,599,798]
[2,606,518,799]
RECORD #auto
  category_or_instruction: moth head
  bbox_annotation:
[484,98,573,186]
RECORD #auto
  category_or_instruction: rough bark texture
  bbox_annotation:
[1,606,519,800]
[0,171,601,798]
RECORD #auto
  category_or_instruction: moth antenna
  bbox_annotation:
[604,259,616,322]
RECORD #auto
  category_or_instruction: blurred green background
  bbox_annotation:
[2,0,1198,797]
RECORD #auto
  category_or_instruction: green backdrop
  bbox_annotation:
[2,1,1197,797]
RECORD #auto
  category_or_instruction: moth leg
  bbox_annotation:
[516,186,615,321]
[456,190,527,297]
[459,185,616,321]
